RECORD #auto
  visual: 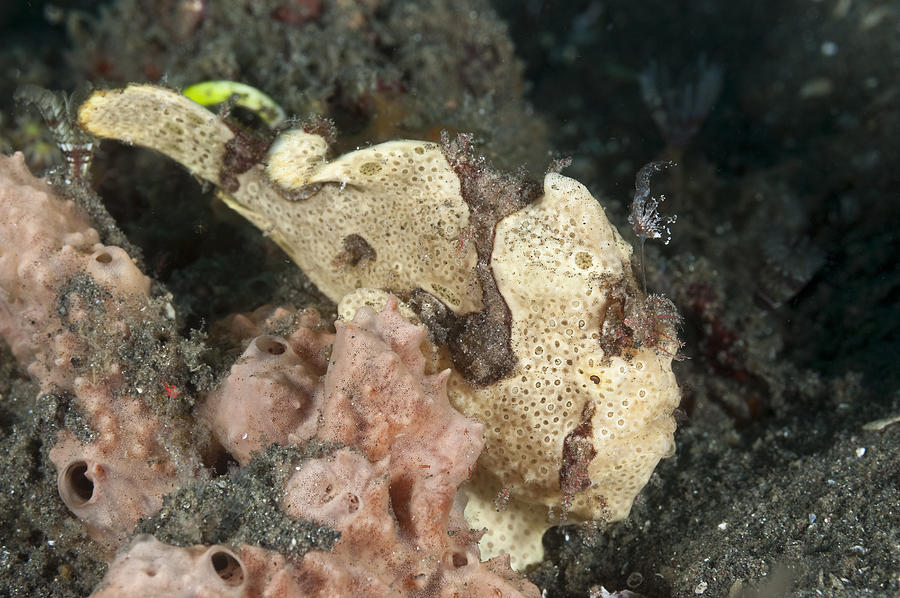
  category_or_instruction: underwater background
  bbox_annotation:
[1,1,897,596]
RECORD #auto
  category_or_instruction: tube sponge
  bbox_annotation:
[199,332,327,464]
[101,299,539,597]
[0,152,199,549]
[91,535,248,598]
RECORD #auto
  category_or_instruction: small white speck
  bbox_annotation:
[717,522,728,531]
[821,41,838,56]
[47,540,55,546]
[808,513,816,524]
[242,433,248,440]
[694,581,708,594]
[855,447,866,457]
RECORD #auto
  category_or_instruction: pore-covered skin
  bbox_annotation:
[78,85,681,567]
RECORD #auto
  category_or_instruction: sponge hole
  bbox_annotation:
[61,460,94,507]
[255,335,287,356]
[209,550,245,587]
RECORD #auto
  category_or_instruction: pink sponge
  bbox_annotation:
[91,535,248,598]
[199,333,325,464]
[0,153,537,595]
[200,305,335,464]
[0,153,150,388]
[0,153,199,550]
[314,301,484,550]
[103,299,539,597]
